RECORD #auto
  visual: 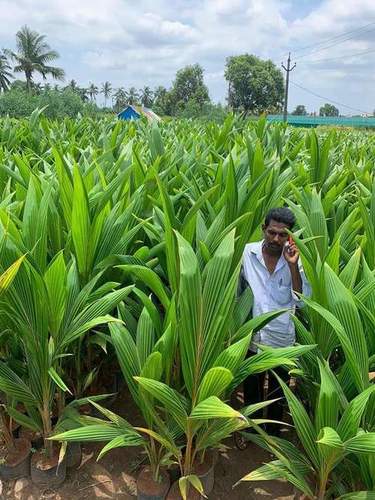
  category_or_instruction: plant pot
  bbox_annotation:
[137,466,170,500]
[193,449,217,496]
[66,442,81,469]
[167,462,181,484]
[31,448,66,488]
[0,438,31,480]
[166,481,202,500]
[18,427,44,449]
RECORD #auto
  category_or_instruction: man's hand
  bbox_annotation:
[283,240,299,266]
[284,239,302,294]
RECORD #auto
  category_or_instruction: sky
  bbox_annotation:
[1,0,375,115]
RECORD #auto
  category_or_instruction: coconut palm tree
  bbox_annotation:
[0,51,13,92]
[113,87,127,112]
[77,87,89,102]
[101,81,112,108]
[88,82,99,102]
[140,86,153,107]
[68,79,78,92]
[6,25,65,92]
[127,87,139,105]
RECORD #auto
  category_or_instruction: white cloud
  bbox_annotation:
[0,0,374,113]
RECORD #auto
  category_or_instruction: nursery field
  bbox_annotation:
[0,112,374,499]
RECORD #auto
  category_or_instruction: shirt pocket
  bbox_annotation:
[270,284,292,305]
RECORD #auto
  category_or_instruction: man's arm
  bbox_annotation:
[283,240,311,303]
[289,262,302,294]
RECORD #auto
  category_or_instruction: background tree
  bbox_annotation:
[0,52,13,92]
[10,80,28,91]
[101,81,112,108]
[113,87,127,112]
[88,83,98,102]
[224,54,284,114]
[319,103,339,117]
[153,86,172,115]
[292,104,307,116]
[77,87,89,102]
[6,25,65,92]
[169,64,210,113]
[127,87,139,105]
[140,86,153,107]
[33,82,43,94]
[66,79,78,92]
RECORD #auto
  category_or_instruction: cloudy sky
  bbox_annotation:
[1,0,375,114]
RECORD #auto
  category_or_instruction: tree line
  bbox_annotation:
[0,24,346,119]
[291,103,340,117]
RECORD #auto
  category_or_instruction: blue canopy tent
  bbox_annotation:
[118,105,141,121]
[118,105,161,122]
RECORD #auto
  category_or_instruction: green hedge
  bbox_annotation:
[0,89,100,118]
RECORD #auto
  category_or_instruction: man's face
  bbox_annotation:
[262,219,289,253]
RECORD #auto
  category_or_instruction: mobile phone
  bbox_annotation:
[286,235,294,254]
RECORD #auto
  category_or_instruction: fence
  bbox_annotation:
[267,114,375,128]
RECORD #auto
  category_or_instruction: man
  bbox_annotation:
[237,207,311,445]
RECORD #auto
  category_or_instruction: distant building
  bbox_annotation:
[118,105,161,123]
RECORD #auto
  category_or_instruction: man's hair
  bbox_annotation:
[264,207,296,229]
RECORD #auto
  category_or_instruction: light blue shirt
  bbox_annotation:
[241,240,311,351]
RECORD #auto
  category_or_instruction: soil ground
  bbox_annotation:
[1,386,295,500]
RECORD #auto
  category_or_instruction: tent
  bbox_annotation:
[118,105,161,122]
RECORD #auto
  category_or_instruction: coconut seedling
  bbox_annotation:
[0,254,28,477]
[0,250,134,485]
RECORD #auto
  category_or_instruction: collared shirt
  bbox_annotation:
[241,240,311,351]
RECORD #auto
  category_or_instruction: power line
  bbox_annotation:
[294,25,375,60]
[298,46,375,65]
[290,80,371,115]
[289,21,375,56]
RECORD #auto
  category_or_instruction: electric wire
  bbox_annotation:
[290,80,371,115]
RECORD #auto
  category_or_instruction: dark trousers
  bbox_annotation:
[243,351,289,434]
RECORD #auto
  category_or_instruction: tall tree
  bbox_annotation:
[113,87,127,112]
[127,87,139,105]
[0,51,13,92]
[88,83,99,102]
[224,54,284,114]
[77,87,89,102]
[68,79,78,92]
[6,25,65,92]
[319,103,339,117]
[153,85,172,115]
[140,86,153,107]
[169,64,209,113]
[101,81,112,108]
[292,104,307,116]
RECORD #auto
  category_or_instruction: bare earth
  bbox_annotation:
[2,387,295,500]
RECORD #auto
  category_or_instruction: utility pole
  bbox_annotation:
[282,53,296,122]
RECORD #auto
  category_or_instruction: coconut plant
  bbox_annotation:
[0,249,134,486]
[51,229,314,498]
[240,255,375,498]
[0,254,29,479]
[239,360,375,498]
